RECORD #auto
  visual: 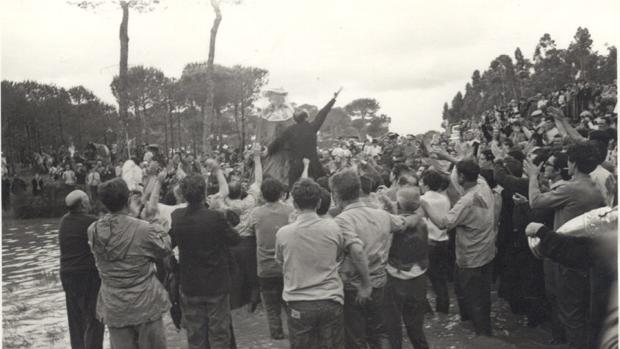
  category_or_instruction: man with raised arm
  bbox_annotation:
[268,89,341,187]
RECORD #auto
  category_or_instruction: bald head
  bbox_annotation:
[65,190,90,213]
[397,187,421,213]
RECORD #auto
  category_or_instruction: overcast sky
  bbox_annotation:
[2,0,618,134]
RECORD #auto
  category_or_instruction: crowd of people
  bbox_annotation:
[9,79,615,349]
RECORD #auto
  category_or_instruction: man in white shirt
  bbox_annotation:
[86,166,102,202]
[331,142,352,159]
[423,160,497,336]
[62,164,77,188]
[420,170,451,314]
[364,140,382,158]
[275,178,348,348]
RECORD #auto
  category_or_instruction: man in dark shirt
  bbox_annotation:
[2,174,11,211]
[32,173,44,196]
[170,174,241,348]
[268,90,340,187]
[59,190,104,349]
[75,163,87,189]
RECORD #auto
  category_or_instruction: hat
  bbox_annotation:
[580,111,593,118]
[65,190,88,207]
[531,110,543,117]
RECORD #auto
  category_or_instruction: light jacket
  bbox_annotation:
[88,213,171,327]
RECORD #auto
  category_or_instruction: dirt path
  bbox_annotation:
[163,290,557,349]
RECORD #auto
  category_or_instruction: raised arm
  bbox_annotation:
[144,170,166,220]
[525,160,569,209]
[301,158,310,178]
[311,89,341,132]
[522,126,533,140]
[549,107,587,143]
[252,143,263,186]
[206,159,229,198]
[493,159,528,195]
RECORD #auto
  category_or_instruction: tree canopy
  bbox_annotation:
[442,27,617,124]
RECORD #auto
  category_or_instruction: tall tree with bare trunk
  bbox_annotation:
[202,0,223,154]
[72,0,161,156]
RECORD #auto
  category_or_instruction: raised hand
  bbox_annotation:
[523,139,536,156]
[490,140,505,160]
[156,169,167,185]
[523,159,542,179]
[252,143,262,158]
[512,192,528,205]
[334,87,343,99]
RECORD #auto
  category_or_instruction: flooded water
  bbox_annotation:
[3,217,557,349]
[1,217,285,349]
[2,218,70,348]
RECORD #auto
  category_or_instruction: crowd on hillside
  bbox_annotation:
[1,79,618,349]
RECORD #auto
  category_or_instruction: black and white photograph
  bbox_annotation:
[1,0,618,348]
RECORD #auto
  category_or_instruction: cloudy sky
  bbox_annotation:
[2,0,618,134]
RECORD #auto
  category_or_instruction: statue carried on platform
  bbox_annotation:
[260,87,340,187]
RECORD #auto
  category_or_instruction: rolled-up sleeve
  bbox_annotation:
[445,195,471,230]
[335,216,364,251]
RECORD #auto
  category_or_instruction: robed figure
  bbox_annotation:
[268,89,340,187]
[257,88,296,186]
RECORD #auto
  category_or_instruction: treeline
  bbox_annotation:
[2,63,391,163]
[442,27,617,123]
[1,81,120,162]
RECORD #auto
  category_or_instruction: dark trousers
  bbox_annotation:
[427,240,450,313]
[287,157,324,188]
[454,262,493,336]
[89,185,99,202]
[181,292,232,349]
[556,265,590,349]
[230,237,259,310]
[500,247,546,322]
[2,179,10,211]
[384,275,429,349]
[286,300,344,349]
[447,230,456,282]
[259,276,285,338]
[109,318,166,349]
[1,190,9,211]
[344,287,390,349]
[60,271,105,349]
[544,259,566,342]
